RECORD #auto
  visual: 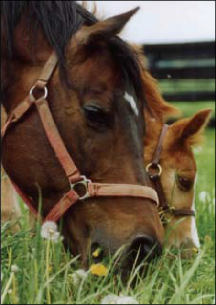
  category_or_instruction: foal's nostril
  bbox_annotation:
[128,235,161,264]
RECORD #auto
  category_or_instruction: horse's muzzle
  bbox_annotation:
[90,233,162,271]
[127,234,162,266]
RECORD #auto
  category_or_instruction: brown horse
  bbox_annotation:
[1,2,163,269]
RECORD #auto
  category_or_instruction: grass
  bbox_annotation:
[1,129,215,305]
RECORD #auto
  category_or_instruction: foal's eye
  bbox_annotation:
[83,104,110,128]
[176,175,194,192]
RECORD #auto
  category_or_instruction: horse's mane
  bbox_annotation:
[1,1,97,60]
[1,1,144,103]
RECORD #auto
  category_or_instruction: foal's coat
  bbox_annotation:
[144,109,212,256]
[137,50,212,256]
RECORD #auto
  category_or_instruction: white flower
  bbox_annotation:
[101,294,139,304]
[11,265,19,273]
[194,147,203,154]
[70,269,88,286]
[41,221,60,243]
[198,191,211,203]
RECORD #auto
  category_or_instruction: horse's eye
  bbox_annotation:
[176,175,194,192]
[83,105,110,128]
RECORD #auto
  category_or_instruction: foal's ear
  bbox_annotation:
[79,7,140,43]
[172,109,213,147]
[181,109,213,140]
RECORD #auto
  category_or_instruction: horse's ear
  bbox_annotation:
[79,7,140,43]
[171,109,213,147]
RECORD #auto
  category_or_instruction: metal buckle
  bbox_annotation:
[30,85,48,100]
[146,163,162,178]
[163,205,175,213]
[71,176,92,200]
[167,206,176,215]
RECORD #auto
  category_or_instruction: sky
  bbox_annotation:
[92,1,215,44]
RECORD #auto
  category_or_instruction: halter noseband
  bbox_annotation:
[1,52,159,223]
[146,124,196,218]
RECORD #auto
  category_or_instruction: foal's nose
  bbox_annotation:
[127,235,162,264]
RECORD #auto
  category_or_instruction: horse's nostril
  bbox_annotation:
[128,235,161,264]
[130,236,154,258]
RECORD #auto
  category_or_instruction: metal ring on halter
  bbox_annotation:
[30,85,48,100]
[71,176,92,200]
[146,163,163,178]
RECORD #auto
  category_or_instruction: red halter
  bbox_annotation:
[1,52,159,223]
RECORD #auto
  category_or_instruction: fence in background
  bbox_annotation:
[143,41,215,103]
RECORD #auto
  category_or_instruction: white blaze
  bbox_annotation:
[191,174,200,249]
[124,92,139,117]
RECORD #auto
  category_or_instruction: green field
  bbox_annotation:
[1,129,215,305]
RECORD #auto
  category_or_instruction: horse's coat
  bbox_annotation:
[1,2,163,269]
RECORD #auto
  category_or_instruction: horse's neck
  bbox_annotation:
[14,16,52,62]
[1,17,52,113]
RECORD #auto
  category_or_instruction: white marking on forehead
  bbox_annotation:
[124,92,139,117]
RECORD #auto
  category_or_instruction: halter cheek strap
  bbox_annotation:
[1,52,159,223]
[146,124,196,218]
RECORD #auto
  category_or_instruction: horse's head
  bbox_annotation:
[145,109,212,258]
[1,4,163,269]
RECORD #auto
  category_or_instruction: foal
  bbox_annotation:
[144,109,212,257]
[136,46,212,256]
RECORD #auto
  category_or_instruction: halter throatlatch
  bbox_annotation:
[1,52,159,223]
[146,125,196,218]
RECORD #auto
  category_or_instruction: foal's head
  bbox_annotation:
[145,109,212,257]
[1,3,163,268]
[136,50,212,258]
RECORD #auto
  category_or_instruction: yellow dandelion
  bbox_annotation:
[205,235,212,244]
[90,264,108,277]
[192,248,199,254]
[92,248,102,258]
